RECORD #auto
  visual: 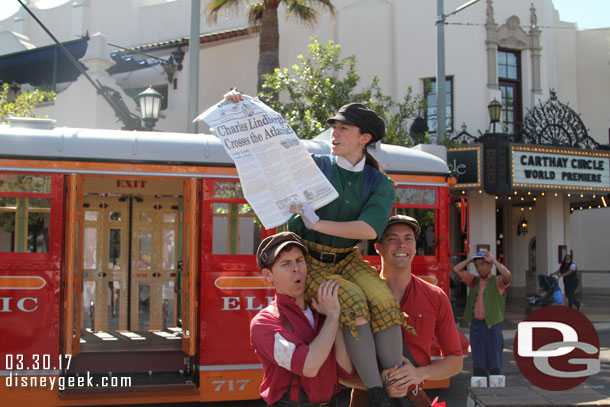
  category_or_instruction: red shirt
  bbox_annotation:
[399,276,463,368]
[249,293,350,405]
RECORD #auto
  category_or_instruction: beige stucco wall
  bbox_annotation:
[555,14,579,109]
[571,207,610,271]
[575,29,610,145]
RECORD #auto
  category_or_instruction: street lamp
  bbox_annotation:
[517,216,529,236]
[488,98,502,133]
[436,0,482,143]
[138,86,162,131]
[171,47,185,69]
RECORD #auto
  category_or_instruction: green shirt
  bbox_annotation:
[287,164,395,248]
[463,275,506,327]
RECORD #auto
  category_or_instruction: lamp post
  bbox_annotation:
[436,0,482,143]
[482,97,510,194]
[138,86,162,131]
[487,98,502,133]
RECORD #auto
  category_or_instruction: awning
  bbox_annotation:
[0,36,88,87]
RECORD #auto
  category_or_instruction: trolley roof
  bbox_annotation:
[0,119,449,176]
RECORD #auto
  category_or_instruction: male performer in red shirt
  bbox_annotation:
[250,232,353,406]
[351,215,463,406]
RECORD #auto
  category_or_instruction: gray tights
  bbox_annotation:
[343,323,403,389]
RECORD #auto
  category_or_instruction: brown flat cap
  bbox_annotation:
[256,231,308,269]
[327,103,385,144]
[384,215,421,239]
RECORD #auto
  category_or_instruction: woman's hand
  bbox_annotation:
[290,203,319,229]
[224,89,243,103]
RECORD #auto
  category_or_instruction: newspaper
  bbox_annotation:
[194,95,338,229]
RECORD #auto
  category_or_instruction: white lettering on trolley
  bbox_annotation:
[0,297,38,312]
[220,296,273,311]
[212,379,250,392]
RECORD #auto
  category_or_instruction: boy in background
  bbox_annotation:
[452,250,512,387]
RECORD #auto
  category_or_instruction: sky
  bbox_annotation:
[551,0,610,29]
[0,0,609,29]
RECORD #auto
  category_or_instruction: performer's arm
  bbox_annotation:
[302,280,341,377]
[311,219,377,240]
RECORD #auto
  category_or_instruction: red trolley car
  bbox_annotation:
[0,118,465,405]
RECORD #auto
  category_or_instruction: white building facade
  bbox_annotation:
[1,0,609,297]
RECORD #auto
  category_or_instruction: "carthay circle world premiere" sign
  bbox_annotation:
[512,147,610,191]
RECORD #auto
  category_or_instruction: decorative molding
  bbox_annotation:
[485,0,498,89]
[497,16,529,50]
[485,0,542,95]
[528,3,543,94]
[498,35,528,50]
[486,0,495,25]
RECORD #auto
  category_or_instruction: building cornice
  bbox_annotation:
[131,26,260,53]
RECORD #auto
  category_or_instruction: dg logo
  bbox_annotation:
[514,305,600,391]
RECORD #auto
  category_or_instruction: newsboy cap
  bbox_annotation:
[256,231,308,269]
[327,103,386,143]
[383,215,421,239]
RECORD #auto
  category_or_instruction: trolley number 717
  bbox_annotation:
[212,379,250,392]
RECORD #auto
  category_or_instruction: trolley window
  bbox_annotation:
[0,174,52,194]
[395,187,436,206]
[207,179,262,256]
[393,186,439,257]
[0,173,61,256]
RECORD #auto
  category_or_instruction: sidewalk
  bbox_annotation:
[455,293,610,340]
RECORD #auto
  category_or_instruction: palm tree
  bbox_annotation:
[205,0,335,92]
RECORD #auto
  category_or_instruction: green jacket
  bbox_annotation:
[464,275,506,327]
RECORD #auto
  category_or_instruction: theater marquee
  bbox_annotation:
[512,146,610,191]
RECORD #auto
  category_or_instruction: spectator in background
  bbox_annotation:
[452,250,512,387]
[552,254,582,311]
